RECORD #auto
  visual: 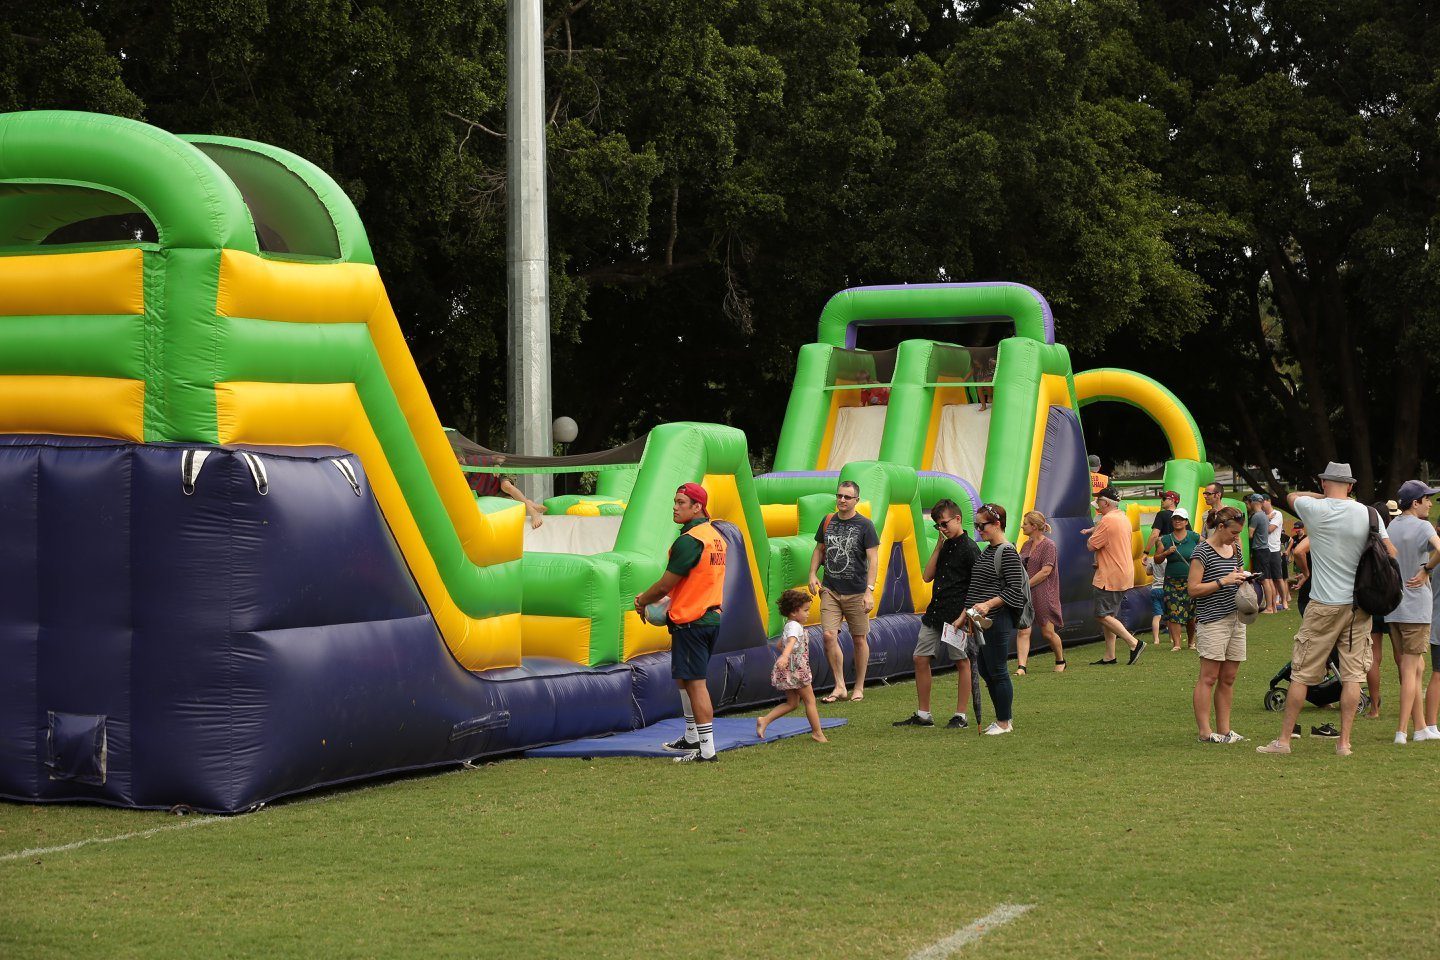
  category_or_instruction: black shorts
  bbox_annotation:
[670,623,718,681]
[1252,548,1282,580]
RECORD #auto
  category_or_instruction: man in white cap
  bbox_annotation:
[1258,462,1395,756]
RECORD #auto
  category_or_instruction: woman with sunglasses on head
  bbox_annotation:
[959,504,1030,734]
[1187,505,1252,743]
[1016,511,1065,674]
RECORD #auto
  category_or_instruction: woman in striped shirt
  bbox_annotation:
[960,503,1031,735]
[1187,505,1252,743]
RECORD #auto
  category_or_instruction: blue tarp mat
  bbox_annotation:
[525,717,847,759]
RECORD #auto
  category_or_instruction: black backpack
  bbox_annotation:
[1353,507,1402,616]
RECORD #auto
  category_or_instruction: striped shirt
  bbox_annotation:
[1192,540,1241,624]
[965,541,1030,613]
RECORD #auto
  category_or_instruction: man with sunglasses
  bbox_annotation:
[894,499,980,728]
[1201,482,1226,533]
[809,480,881,703]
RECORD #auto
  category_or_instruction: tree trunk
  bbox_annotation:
[1266,247,1336,470]
[1322,263,1374,498]
[1387,355,1426,492]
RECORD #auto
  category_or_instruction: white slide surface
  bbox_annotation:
[827,405,887,469]
[523,515,624,555]
[932,403,991,483]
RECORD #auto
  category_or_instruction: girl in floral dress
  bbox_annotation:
[756,589,827,742]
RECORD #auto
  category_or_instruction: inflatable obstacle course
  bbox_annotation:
[0,111,1215,811]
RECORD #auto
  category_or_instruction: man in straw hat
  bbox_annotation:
[1258,463,1396,757]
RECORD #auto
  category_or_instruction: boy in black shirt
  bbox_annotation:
[894,499,980,728]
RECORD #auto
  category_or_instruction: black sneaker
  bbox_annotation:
[663,736,701,752]
[946,714,969,729]
[1311,723,1339,738]
[1128,641,1146,666]
[893,713,935,727]
[1292,724,1303,738]
[1089,657,1118,666]
[673,750,718,763]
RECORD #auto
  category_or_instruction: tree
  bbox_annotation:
[1141,0,1440,499]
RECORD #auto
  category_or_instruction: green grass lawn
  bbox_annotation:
[3,611,1438,960]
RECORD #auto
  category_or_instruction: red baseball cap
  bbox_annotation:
[676,482,709,515]
[1161,490,1180,504]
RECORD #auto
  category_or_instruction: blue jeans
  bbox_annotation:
[977,608,1015,723]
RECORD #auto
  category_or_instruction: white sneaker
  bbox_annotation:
[1394,732,1408,745]
[1219,730,1247,744]
[1413,727,1440,742]
[982,722,1013,736]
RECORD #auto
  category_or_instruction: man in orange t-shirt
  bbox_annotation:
[1087,486,1145,666]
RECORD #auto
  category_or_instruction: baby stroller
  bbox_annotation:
[1263,647,1373,715]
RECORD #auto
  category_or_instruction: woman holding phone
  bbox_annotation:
[1187,505,1252,743]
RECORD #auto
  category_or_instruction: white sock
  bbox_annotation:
[917,710,932,721]
[697,722,715,759]
[1394,731,1407,744]
[679,689,698,743]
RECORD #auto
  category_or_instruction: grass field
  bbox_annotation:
[3,610,1438,959]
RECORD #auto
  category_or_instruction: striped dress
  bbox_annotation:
[1192,540,1241,624]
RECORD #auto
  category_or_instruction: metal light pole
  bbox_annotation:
[506,0,553,499]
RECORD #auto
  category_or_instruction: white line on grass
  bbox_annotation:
[0,766,472,864]
[907,903,1035,960]
[0,814,230,863]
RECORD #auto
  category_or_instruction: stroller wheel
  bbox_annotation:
[1357,692,1371,716]
[1264,688,1287,712]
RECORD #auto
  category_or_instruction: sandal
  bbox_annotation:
[1014,665,1027,677]
[1054,659,1066,673]
[821,692,847,704]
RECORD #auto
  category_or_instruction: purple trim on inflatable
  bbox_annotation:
[840,283,1055,348]
[915,470,982,513]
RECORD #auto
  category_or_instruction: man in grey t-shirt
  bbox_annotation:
[1258,463,1395,757]
[1247,495,1279,613]
[1386,481,1440,743]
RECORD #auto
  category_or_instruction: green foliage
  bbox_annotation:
[1,1,1433,487]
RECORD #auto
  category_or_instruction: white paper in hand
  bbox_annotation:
[940,622,968,652]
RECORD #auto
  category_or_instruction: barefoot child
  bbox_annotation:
[756,589,827,742]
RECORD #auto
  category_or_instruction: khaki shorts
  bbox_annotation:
[915,621,968,660]
[1292,602,1371,685]
[820,588,870,638]
[1196,613,1247,662]
[1391,622,1431,657]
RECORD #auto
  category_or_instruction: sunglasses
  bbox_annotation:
[933,516,960,530]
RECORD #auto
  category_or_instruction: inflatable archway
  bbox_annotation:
[1072,368,1205,463]
[1073,367,1213,525]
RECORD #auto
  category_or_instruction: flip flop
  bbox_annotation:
[849,693,865,703]
[821,693,846,704]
